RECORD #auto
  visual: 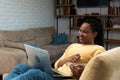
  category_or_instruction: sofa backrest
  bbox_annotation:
[0,26,56,47]
[0,29,36,45]
[32,26,56,46]
[0,26,78,47]
[79,47,120,80]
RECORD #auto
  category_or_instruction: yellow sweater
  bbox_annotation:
[54,43,105,76]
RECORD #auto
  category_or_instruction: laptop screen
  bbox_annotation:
[24,44,52,75]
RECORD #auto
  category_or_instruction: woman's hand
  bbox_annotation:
[57,53,81,68]
[67,53,81,63]
[69,64,84,77]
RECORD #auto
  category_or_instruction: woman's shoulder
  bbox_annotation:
[94,45,106,51]
[69,43,105,51]
[82,44,105,51]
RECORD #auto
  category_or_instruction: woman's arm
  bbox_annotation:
[56,54,81,68]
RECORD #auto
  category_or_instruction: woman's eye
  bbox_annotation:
[79,30,89,34]
[83,31,89,33]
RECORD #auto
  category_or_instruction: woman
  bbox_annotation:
[54,17,106,78]
[4,17,105,80]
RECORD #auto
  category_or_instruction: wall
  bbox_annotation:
[0,0,54,30]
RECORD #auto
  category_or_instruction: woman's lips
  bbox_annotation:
[79,37,83,41]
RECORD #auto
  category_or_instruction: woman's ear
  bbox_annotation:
[93,32,97,38]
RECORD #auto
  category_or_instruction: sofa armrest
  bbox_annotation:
[4,41,25,51]
[66,34,78,43]
[0,39,25,51]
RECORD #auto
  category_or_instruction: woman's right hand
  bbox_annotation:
[69,64,84,77]
[57,53,81,68]
[66,53,81,63]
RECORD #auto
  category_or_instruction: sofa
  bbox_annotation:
[79,47,120,80]
[0,26,78,75]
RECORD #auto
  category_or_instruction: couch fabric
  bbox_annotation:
[79,47,120,80]
[0,26,78,75]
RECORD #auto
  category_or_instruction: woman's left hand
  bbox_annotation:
[69,64,84,77]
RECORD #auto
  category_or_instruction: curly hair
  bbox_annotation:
[82,17,104,46]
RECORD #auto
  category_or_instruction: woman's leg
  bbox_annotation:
[4,64,55,80]
[11,69,55,80]
[4,64,34,80]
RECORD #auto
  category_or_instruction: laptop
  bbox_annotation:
[24,44,72,78]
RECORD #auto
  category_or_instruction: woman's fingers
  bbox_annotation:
[70,64,84,77]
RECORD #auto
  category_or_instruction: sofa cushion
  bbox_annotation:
[33,27,55,46]
[0,29,35,44]
[0,33,8,47]
[79,47,120,80]
[0,47,27,74]
[4,41,25,51]
[52,32,69,45]
[66,34,78,43]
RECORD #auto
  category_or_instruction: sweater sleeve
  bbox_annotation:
[54,44,75,69]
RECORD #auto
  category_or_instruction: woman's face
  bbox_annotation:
[78,23,97,44]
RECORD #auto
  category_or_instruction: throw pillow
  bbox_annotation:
[52,32,69,45]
